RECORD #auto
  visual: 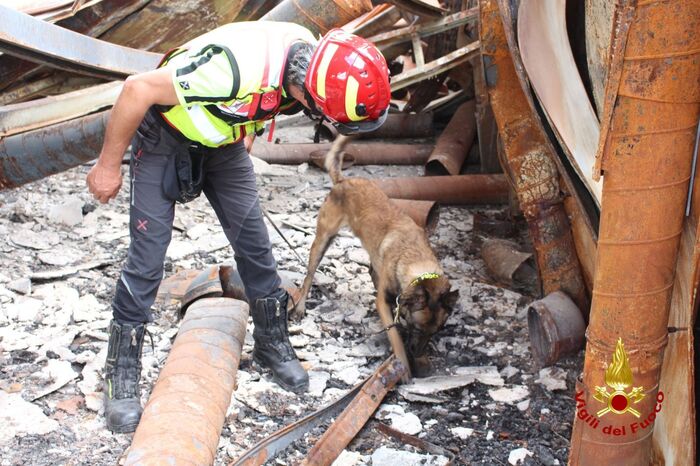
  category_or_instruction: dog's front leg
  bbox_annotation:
[292,197,344,321]
[376,283,412,381]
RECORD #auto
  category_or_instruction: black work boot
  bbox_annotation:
[252,289,309,393]
[103,319,146,433]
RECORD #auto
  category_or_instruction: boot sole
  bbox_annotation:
[253,356,309,394]
[107,421,138,434]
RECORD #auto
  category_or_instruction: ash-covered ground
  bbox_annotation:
[0,120,583,466]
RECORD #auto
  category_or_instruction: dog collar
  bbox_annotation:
[409,272,440,288]
[390,272,442,326]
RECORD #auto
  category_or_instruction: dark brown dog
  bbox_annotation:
[292,135,459,374]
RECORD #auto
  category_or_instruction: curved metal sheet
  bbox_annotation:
[0,81,122,137]
[517,0,602,205]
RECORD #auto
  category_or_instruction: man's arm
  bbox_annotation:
[87,67,179,204]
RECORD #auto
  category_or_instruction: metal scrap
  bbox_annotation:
[0,4,161,79]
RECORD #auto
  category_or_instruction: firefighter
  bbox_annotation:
[86,21,391,433]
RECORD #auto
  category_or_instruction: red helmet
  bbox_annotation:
[304,29,390,135]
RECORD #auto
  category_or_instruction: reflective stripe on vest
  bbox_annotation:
[159,22,316,147]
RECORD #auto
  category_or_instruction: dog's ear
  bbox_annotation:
[441,288,459,310]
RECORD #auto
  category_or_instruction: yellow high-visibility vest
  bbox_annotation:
[158,21,316,147]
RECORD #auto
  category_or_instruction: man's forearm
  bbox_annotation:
[98,79,153,168]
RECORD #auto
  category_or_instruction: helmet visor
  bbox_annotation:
[331,109,388,135]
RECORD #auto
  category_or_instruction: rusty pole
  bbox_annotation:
[479,0,589,313]
[569,1,700,464]
[251,141,433,165]
[0,110,109,190]
[424,100,477,176]
[359,111,435,139]
[124,298,248,466]
[375,174,509,204]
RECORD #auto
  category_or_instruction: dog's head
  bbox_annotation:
[398,275,459,359]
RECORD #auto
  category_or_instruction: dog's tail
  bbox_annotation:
[325,135,354,184]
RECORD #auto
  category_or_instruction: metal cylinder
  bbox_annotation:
[260,0,372,36]
[527,291,586,367]
[424,100,476,176]
[124,298,248,466]
[252,141,433,165]
[0,110,109,190]
[358,111,435,139]
[390,199,440,234]
[568,1,700,464]
[375,174,509,204]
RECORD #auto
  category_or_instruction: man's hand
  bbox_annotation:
[87,162,123,204]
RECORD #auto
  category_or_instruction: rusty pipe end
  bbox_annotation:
[527,291,585,367]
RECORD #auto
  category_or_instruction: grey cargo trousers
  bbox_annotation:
[112,109,281,324]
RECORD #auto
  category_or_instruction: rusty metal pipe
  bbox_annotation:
[569,1,700,464]
[124,297,248,466]
[260,0,372,36]
[479,0,589,313]
[425,100,476,176]
[301,356,407,466]
[251,141,433,165]
[375,174,509,204]
[390,199,440,234]
[0,110,108,190]
[359,111,435,139]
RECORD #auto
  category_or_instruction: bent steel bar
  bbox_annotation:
[301,356,407,466]
[231,383,365,465]
[0,110,109,190]
[0,4,161,79]
[125,297,249,466]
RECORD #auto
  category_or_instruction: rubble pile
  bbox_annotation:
[0,123,579,466]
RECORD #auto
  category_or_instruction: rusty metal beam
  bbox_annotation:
[0,110,109,190]
[0,4,161,79]
[480,0,590,314]
[425,100,476,176]
[124,297,248,465]
[300,356,407,466]
[260,0,373,36]
[375,174,509,204]
[350,4,401,38]
[383,0,447,18]
[0,0,149,92]
[368,8,478,50]
[569,1,700,464]
[251,141,433,165]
